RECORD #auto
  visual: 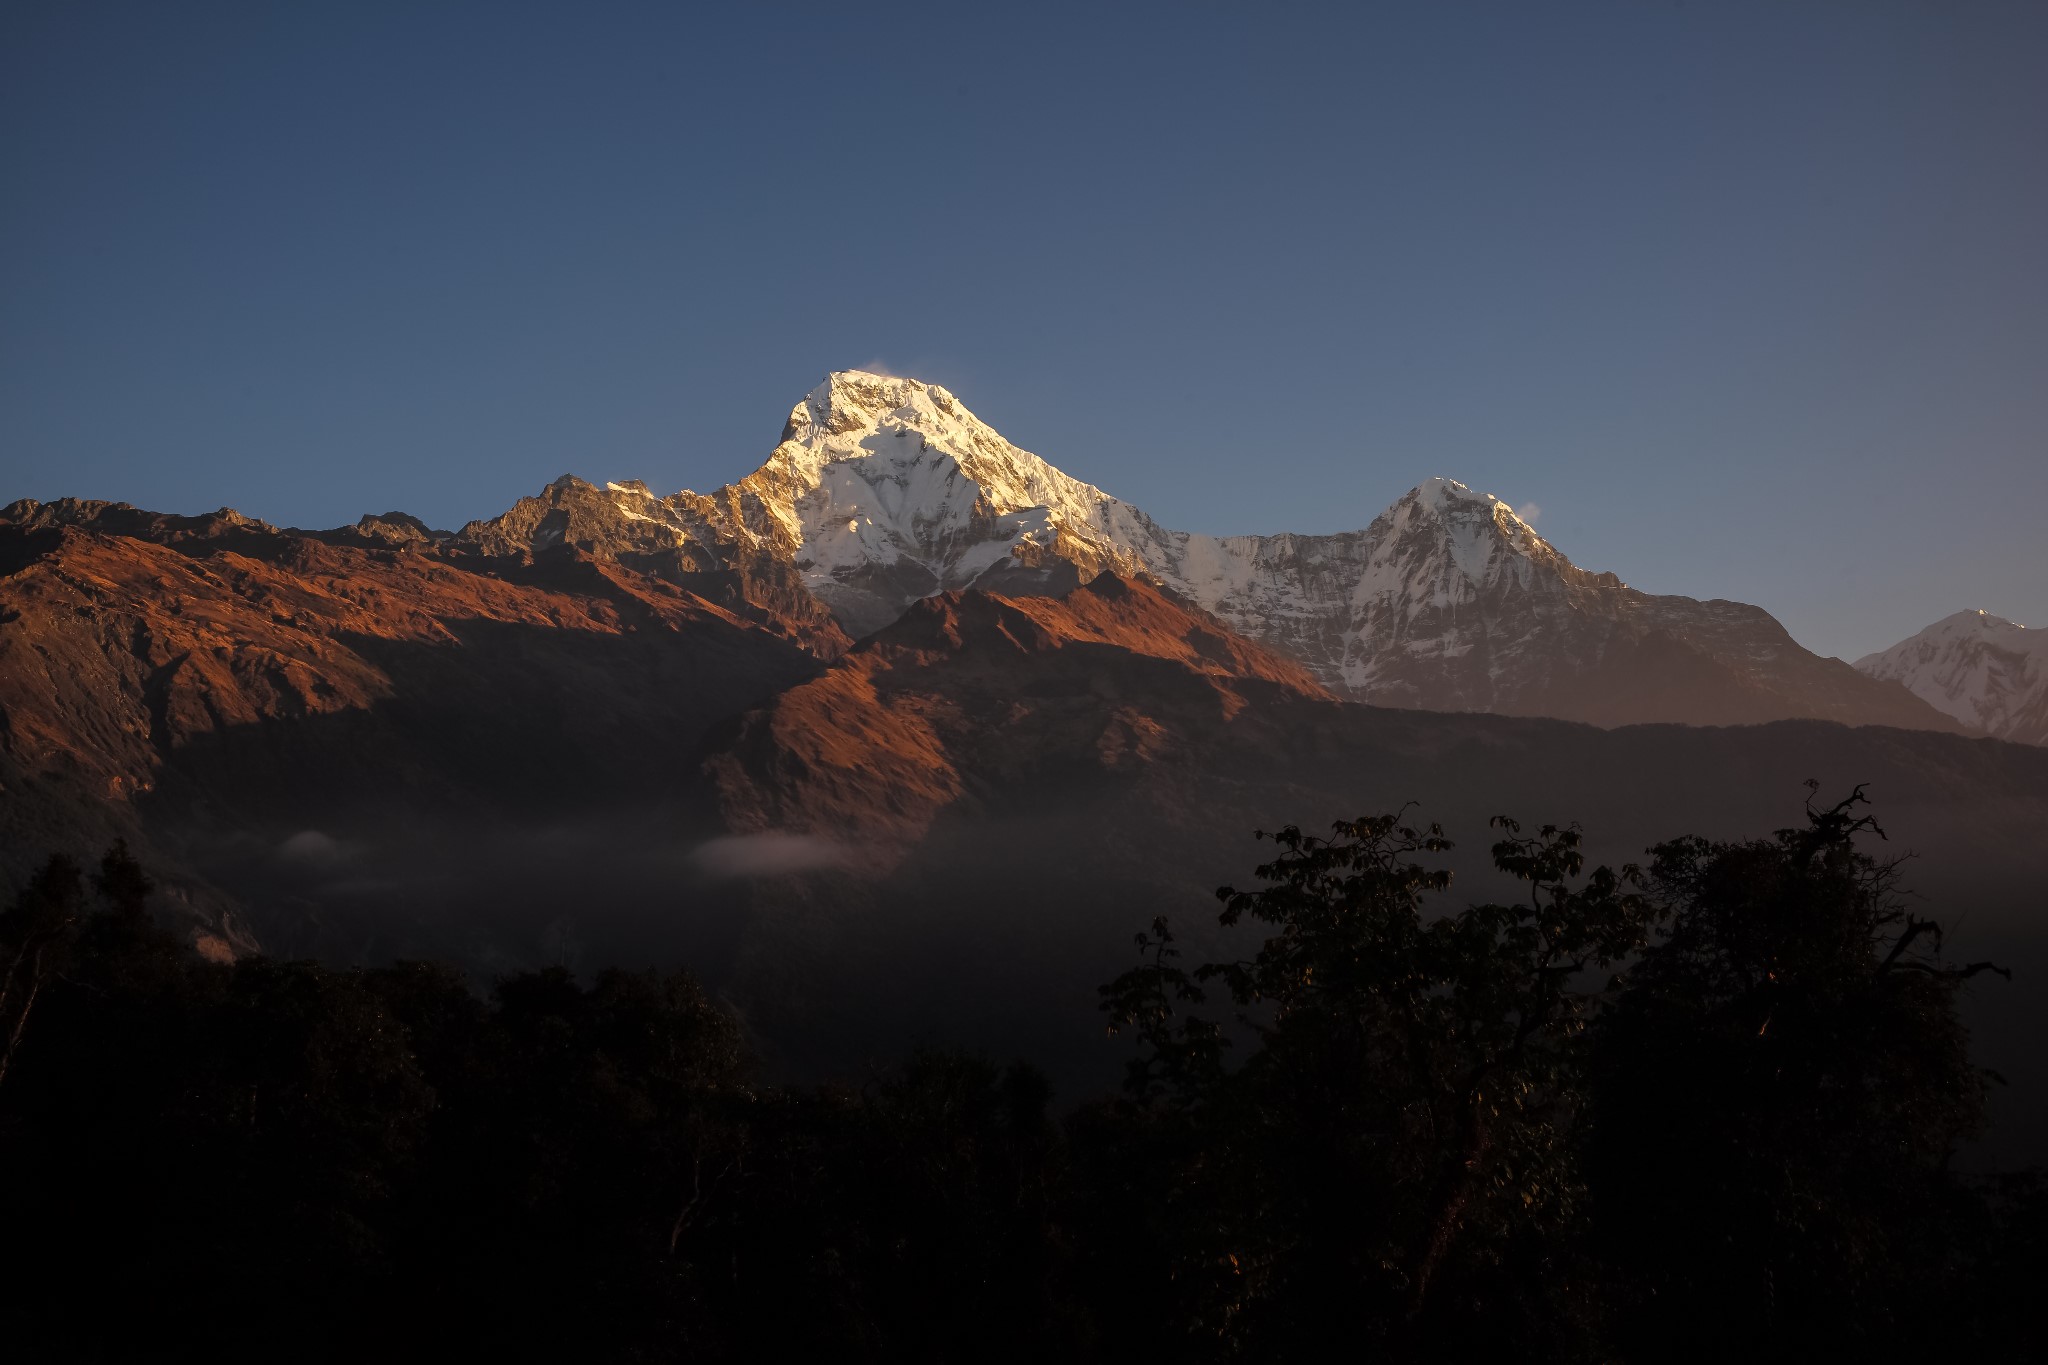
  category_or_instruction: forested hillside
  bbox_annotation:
[1,794,2036,1361]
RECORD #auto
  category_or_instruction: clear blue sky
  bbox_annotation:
[4,1,2043,660]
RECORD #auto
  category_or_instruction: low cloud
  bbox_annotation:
[853,355,957,385]
[1515,502,1542,526]
[276,829,352,869]
[689,832,853,881]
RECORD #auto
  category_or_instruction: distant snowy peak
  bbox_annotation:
[1855,611,2048,745]
[1400,475,1533,530]
[1365,477,1585,595]
[1403,479,1559,562]
[768,372,1085,509]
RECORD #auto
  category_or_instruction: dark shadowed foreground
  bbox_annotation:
[0,794,2037,1363]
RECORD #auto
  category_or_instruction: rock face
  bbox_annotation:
[707,573,1331,866]
[443,370,1959,732]
[0,507,830,948]
[1857,611,2048,746]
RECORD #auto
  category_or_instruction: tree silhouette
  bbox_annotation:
[1099,811,1655,1358]
[0,854,84,1092]
[0,792,2027,1360]
[1587,785,2010,1362]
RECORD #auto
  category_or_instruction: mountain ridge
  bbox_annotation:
[439,369,1963,735]
[5,369,1973,737]
[1857,610,2048,746]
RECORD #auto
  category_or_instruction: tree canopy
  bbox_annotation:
[0,792,2034,1361]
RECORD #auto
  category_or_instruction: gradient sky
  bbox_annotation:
[3,1,2044,660]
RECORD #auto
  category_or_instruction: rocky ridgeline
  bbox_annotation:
[0,370,1978,735]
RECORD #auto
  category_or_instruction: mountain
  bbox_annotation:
[1139,476,1959,729]
[708,573,1331,865]
[1856,611,2048,746]
[452,370,1960,733]
[0,504,828,955]
[453,373,1169,637]
[6,493,2048,1160]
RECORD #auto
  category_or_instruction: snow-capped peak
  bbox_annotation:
[1407,476,1494,511]
[1399,478,1539,536]
[1365,478,1569,593]
[1855,609,2048,745]
[768,370,1110,518]
[728,371,1168,634]
[1946,608,2028,634]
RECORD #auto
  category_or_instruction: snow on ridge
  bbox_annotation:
[1855,610,2046,671]
[653,372,1573,616]
[1934,608,2033,635]
[567,374,1580,628]
[648,369,1176,632]
[538,368,1739,706]
[1408,476,1500,511]
[677,370,1609,686]
[1855,609,2048,744]
[775,371,1117,514]
[476,369,1936,724]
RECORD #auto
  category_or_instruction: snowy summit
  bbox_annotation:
[1856,610,2048,746]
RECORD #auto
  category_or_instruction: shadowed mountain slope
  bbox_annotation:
[0,513,829,949]
[707,574,1330,862]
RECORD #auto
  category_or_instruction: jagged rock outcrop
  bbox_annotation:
[451,475,849,656]
[2,497,281,546]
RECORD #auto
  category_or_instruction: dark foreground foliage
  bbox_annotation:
[0,791,2038,1362]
